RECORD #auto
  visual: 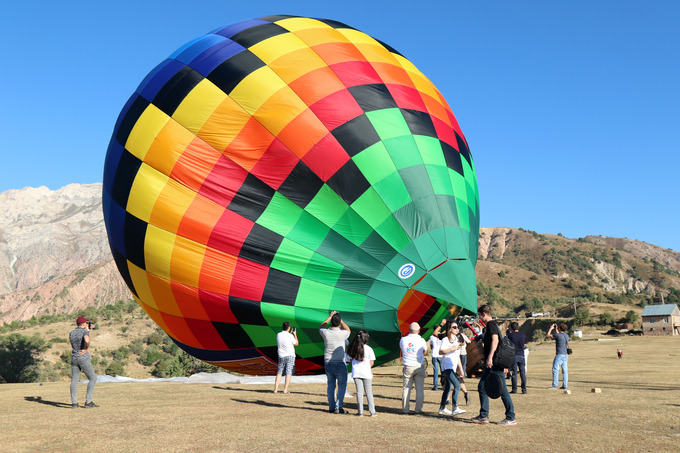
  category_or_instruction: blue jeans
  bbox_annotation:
[511,355,526,392]
[478,367,515,420]
[325,361,348,411]
[439,369,461,409]
[552,354,569,387]
[431,356,442,389]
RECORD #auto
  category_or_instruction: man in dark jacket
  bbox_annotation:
[471,305,516,425]
[507,322,527,394]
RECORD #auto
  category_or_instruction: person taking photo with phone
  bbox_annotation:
[546,322,570,389]
[274,321,299,393]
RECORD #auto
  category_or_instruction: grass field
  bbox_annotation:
[2,335,678,452]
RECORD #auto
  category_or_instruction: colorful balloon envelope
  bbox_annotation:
[103,15,479,375]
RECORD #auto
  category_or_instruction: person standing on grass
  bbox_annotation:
[347,330,377,417]
[399,322,428,414]
[458,325,471,378]
[429,319,446,390]
[471,304,516,425]
[274,321,298,394]
[507,321,527,394]
[438,321,467,416]
[546,322,569,389]
[320,311,351,413]
[69,316,98,409]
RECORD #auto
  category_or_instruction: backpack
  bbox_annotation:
[493,336,516,369]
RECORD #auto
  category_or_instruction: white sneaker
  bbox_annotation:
[438,407,452,415]
[452,407,467,416]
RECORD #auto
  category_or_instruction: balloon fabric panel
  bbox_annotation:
[103,15,480,375]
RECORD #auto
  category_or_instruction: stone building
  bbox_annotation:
[641,304,680,336]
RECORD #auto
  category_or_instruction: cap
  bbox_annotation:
[76,316,89,325]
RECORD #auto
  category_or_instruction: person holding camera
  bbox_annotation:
[320,311,351,413]
[274,321,299,394]
[471,304,516,425]
[546,322,569,389]
[69,316,98,409]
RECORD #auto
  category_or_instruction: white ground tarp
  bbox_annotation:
[89,372,331,385]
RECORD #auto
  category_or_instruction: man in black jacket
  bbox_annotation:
[471,304,516,425]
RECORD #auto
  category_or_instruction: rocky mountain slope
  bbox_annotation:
[0,184,129,322]
[1,185,678,323]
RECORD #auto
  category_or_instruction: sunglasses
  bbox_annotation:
[450,325,459,329]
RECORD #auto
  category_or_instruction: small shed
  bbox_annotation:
[641,304,680,336]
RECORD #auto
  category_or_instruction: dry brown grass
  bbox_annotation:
[2,335,679,452]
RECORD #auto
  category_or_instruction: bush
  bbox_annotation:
[129,340,144,355]
[531,328,546,343]
[105,361,125,376]
[0,333,47,383]
[139,345,165,366]
[111,346,130,361]
[144,330,166,346]
[599,312,614,326]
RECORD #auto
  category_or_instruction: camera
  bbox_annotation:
[88,321,93,329]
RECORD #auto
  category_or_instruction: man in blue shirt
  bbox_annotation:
[546,322,569,389]
[507,322,527,394]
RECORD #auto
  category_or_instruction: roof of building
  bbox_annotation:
[641,304,680,317]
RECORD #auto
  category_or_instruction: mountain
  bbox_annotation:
[0,184,129,322]
[1,185,678,324]
[475,227,680,317]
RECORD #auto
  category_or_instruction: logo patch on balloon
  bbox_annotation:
[398,264,416,279]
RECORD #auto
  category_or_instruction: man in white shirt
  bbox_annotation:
[399,322,429,414]
[274,321,298,393]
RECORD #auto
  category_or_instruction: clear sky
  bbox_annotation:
[2,1,678,252]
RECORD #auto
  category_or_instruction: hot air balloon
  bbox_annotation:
[103,15,479,375]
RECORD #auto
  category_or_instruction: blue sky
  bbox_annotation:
[2,1,678,252]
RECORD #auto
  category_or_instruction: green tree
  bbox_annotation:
[625,310,639,324]
[599,312,614,326]
[574,308,591,326]
[0,333,47,383]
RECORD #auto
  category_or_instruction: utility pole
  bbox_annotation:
[573,297,576,316]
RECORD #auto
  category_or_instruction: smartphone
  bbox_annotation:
[291,327,296,333]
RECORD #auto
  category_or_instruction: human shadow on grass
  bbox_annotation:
[24,396,72,408]
[231,398,331,413]
[212,386,321,397]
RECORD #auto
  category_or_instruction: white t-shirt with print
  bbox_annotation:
[400,333,427,366]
